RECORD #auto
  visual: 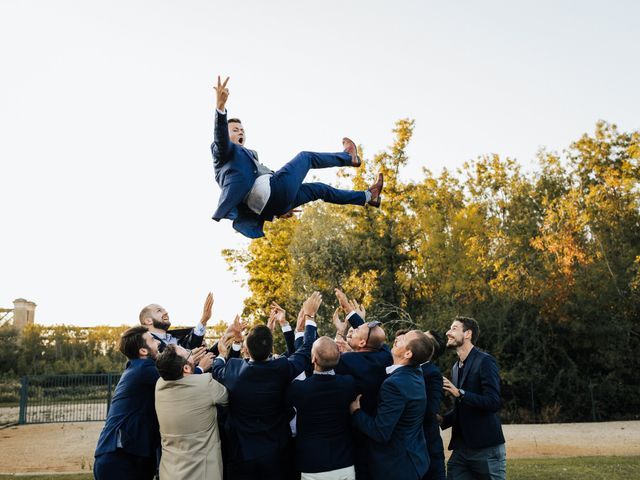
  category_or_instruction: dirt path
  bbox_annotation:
[0,421,638,474]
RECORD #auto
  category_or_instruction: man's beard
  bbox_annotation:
[152,318,171,331]
[446,337,463,349]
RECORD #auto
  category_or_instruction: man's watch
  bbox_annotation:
[458,389,465,400]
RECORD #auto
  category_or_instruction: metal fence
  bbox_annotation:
[17,373,121,424]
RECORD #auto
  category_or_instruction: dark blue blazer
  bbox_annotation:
[352,365,429,480]
[421,362,445,457]
[334,312,393,415]
[287,373,357,473]
[211,324,316,462]
[211,109,268,238]
[441,347,505,449]
[94,358,160,458]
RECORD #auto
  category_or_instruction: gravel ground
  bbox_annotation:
[0,421,638,474]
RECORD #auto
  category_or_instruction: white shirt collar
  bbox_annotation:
[313,369,335,375]
[385,364,405,375]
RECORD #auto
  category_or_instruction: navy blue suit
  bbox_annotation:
[94,358,160,480]
[352,365,429,480]
[421,362,445,480]
[441,347,505,450]
[287,373,357,474]
[211,324,316,480]
[211,110,365,238]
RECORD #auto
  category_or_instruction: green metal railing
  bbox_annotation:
[18,373,121,424]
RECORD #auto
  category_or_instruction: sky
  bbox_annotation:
[1,0,639,327]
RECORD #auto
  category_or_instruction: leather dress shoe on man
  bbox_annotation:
[367,173,384,207]
[342,137,362,167]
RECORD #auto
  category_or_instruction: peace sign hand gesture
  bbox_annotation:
[214,75,230,111]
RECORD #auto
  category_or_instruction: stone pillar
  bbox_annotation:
[13,298,36,330]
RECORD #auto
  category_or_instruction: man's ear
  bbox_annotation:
[311,353,318,366]
[138,346,149,358]
[140,317,151,327]
[404,349,413,361]
[183,363,193,375]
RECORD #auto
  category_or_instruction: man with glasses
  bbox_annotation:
[332,289,393,480]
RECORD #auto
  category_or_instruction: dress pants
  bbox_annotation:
[262,150,366,218]
[93,449,156,480]
[446,444,506,480]
[423,450,446,480]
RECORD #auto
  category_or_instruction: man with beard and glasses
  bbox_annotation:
[94,326,161,480]
[139,292,213,352]
[211,76,384,239]
[440,317,506,480]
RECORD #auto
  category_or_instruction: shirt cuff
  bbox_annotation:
[216,356,226,364]
[345,311,356,321]
[217,108,227,115]
[193,323,206,337]
[232,343,241,351]
[305,319,317,328]
[294,332,304,340]
[281,324,292,332]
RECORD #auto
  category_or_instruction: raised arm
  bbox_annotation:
[286,292,322,380]
[211,75,232,167]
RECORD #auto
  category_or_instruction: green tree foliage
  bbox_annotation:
[226,120,640,423]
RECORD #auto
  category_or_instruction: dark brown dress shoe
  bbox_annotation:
[367,172,384,207]
[342,137,362,167]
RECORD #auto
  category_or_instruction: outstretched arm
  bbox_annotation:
[212,75,232,167]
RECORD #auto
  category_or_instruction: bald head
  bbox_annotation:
[311,336,340,371]
[139,304,170,331]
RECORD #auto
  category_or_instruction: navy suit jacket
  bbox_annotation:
[287,373,357,473]
[352,365,429,480]
[211,109,269,238]
[211,324,316,462]
[334,312,393,415]
[421,362,445,457]
[441,347,505,449]
[94,358,160,458]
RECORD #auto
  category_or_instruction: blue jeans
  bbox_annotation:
[262,150,366,217]
[446,444,506,480]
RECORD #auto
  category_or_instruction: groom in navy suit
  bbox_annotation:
[211,76,384,238]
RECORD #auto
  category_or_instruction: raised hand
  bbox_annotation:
[334,289,354,314]
[190,346,207,365]
[214,75,230,111]
[335,337,353,353]
[200,292,214,326]
[277,209,301,219]
[302,291,323,319]
[348,298,365,320]
[332,307,348,336]
[270,302,287,326]
[197,352,215,372]
[267,310,277,331]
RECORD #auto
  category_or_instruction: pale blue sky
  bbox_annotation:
[1,1,638,326]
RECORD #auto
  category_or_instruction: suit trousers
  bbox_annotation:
[446,444,506,480]
[262,150,366,217]
[93,450,156,480]
[423,451,446,480]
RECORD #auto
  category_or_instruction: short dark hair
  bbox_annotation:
[156,345,187,381]
[227,118,242,125]
[118,326,149,360]
[246,325,273,361]
[455,316,479,344]
[406,330,434,366]
[427,329,446,360]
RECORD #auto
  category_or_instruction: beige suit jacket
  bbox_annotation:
[155,373,229,480]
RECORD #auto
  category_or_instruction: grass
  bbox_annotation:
[0,456,638,479]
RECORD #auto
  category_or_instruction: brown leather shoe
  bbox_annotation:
[342,137,361,167]
[367,173,384,207]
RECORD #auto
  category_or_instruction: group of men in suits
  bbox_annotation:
[93,289,507,480]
